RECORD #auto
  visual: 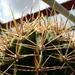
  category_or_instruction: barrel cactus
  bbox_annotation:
[0,3,75,75]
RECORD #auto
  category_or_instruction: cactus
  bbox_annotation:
[0,2,75,75]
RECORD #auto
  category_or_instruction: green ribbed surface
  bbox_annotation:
[1,29,74,75]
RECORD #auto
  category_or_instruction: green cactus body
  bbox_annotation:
[0,5,75,75]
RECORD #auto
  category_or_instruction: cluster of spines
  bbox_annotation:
[0,8,75,75]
